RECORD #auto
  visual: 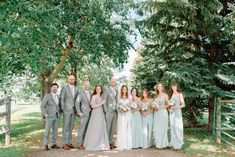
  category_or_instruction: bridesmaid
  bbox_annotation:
[83,85,110,151]
[116,85,132,150]
[140,88,154,149]
[168,83,185,150]
[152,83,169,149]
[130,87,143,149]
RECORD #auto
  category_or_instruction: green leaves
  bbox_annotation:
[0,0,134,96]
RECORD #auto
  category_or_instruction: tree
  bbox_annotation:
[0,0,134,98]
[132,0,235,129]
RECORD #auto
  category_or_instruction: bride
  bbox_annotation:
[116,85,132,150]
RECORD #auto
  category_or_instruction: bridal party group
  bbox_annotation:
[41,74,185,151]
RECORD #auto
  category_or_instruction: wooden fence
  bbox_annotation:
[213,97,235,148]
[0,96,11,145]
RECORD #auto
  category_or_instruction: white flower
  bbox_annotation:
[168,99,175,106]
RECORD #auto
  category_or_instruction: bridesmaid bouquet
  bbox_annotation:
[168,99,175,112]
[151,101,159,111]
[117,103,130,115]
[140,105,149,112]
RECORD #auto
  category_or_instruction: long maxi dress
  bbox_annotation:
[83,95,110,151]
[153,95,169,148]
[116,98,132,150]
[130,99,143,148]
[169,94,184,149]
[140,100,153,149]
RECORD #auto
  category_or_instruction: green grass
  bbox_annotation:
[0,112,44,157]
[182,128,235,157]
[0,147,30,157]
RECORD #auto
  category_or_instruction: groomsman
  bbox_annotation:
[104,78,118,149]
[41,83,60,151]
[75,80,92,150]
[60,74,78,150]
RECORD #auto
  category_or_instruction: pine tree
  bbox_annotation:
[132,0,235,129]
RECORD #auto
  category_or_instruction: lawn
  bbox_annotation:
[0,112,44,157]
[182,128,234,157]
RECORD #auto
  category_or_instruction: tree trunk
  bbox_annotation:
[40,74,52,100]
[208,97,214,133]
[207,45,217,133]
[71,61,78,86]
[40,36,75,99]
[189,105,198,127]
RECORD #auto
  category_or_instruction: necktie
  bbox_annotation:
[70,86,74,97]
[112,88,116,97]
[53,94,58,104]
[86,91,91,101]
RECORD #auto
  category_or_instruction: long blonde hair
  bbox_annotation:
[154,82,165,98]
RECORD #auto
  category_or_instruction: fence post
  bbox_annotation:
[5,96,11,145]
[213,96,216,134]
[216,97,221,144]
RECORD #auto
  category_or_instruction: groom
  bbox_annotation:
[75,80,92,150]
[104,78,118,149]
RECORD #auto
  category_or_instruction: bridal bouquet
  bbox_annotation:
[168,99,175,112]
[117,103,130,115]
[129,102,138,110]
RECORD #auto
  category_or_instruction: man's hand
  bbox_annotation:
[78,113,84,117]
[42,115,47,124]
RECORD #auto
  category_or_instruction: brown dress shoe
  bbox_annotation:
[63,144,70,150]
[77,145,85,150]
[45,145,49,151]
[68,144,75,149]
[51,144,60,149]
[110,144,117,149]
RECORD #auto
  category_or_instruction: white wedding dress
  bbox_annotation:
[116,98,132,150]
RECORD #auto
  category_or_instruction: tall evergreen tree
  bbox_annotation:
[132,0,235,129]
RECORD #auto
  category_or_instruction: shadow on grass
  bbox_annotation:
[0,112,44,144]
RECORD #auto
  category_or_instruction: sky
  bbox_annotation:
[113,9,144,81]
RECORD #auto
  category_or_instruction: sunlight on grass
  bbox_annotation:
[0,112,43,157]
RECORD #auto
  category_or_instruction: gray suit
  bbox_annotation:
[41,93,60,145]
[60,85,78,145]
[104,87,118,144]
[75,90,92,145]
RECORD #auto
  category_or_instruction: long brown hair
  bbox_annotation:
[168,83,182,99]
[141,88,150,100]
[154,82,165,98]
[92,85,104,97]
[120,85,128,99]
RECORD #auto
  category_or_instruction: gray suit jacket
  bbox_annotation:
[75,90,92,116]
[41,93,60,118]
[104,87,118,113]
[60,84,78,114]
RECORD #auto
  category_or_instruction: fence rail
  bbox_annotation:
[0,96,11,145]
[213,97,235,148]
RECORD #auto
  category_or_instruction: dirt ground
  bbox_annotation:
[28,148,187,157]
